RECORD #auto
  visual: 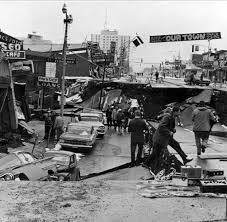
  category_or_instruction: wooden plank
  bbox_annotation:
[199,153,227,160]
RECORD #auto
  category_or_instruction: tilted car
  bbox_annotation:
[59,123,97,150]
[0,151,59,181]
[78,112,106,137]
[43,150,80,181]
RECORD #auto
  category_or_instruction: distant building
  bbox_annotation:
[91,29,130,59]
[18,32,82,52]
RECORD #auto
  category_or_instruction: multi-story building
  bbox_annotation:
[91,29,130,74]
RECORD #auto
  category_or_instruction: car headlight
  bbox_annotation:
[4,174,14,181]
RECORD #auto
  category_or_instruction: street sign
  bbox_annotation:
[38,76,59,88]
[3,50,25,59]
[150,32,221,43]
[46,57,76,64]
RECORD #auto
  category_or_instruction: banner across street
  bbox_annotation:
[150,32,221,43]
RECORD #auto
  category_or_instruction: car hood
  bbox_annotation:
[61,132,92,141]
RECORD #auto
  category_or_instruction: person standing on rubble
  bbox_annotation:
[192,101,215,155]
[54,113,64,141]
[128,110,149,167]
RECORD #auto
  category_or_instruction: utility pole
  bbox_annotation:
[60,3,73,117]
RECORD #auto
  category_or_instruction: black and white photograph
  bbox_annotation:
[1,0,227,221]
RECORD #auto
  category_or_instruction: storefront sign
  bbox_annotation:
[3,50,25,59]
[150,32,221,43]
[0,31,23,50]
[46,57,76,64]
[38,76,59,88]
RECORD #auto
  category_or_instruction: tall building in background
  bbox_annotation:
[91,29,130,56]
[91,29,130,74]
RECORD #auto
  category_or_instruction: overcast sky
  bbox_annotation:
[1,1,227,71]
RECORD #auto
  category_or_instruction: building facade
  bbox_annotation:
[91,29,130,74]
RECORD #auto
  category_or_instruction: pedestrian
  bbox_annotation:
[112,106,118,131]
[106,105,113,129]
[44,109,52,140]
[155,71,159,82]
[144,107,192,166]
[116,108,124,135]
[54,113,64,141]
[192,101,216,155]
[123,108,130,132]
[151,107,189,162]
[128,110,149,167]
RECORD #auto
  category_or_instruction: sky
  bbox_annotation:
[1,0,227,71]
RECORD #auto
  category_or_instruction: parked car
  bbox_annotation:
[59,123,97,151]
[78,112,106,137]
[0,151,60,181]
[43,150,80,181]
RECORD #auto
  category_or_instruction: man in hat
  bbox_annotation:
[128,110,149,167]
[192,101,216,155]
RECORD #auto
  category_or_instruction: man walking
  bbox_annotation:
[152,107,185,161]
[128,110,148,167]
[192,101,215,155]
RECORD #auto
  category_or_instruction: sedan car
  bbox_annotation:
[43,150,80,181]
[78,112,106,137]
[59,123,97,150]
[0,151,58,181]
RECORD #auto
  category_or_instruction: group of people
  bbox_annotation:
[44,109,64,141]
[127,100,218,169]
[106,105,138,134]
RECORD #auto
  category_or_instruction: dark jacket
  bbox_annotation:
[128,117,148,143]
[153,113,175,147]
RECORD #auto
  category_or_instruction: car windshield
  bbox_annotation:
[80,116,100,122]
[67,126,91,135]
[17,152,36,163]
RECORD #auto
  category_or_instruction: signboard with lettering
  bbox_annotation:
[0,31,23,50]
[150,32,221,43]
[0,31,25,59]
[37,76,59,88]
[45,62,56,77]
[4,50,25,59]
[45,57,76,64]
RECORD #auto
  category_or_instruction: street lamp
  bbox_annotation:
[60,3,73,117]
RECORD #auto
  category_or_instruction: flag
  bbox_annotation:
[132,35,144,47]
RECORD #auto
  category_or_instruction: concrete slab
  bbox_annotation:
[199,153,227,160]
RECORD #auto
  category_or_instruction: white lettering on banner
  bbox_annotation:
[150,32,221,43]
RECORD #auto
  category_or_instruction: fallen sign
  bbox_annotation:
[198,153,227,160]
[150,32,221,43]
